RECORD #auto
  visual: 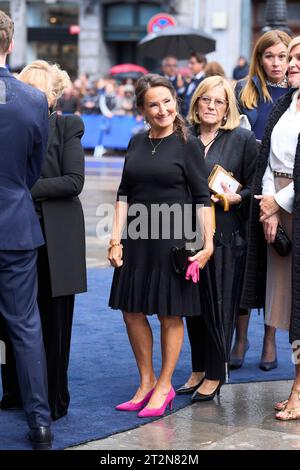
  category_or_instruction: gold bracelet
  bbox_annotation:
[108,243,123,252]
[109,239,121,246]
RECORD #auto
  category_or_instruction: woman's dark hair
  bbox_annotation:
[135,73,188,143]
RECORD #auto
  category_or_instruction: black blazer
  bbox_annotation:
[31,113,87,297]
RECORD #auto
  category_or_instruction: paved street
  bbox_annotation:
[72,156,299,451]
[71,381,299,451]
[81,157,123,268]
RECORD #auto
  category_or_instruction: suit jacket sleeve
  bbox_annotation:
[31,115,85,199]
[26,95,49,189]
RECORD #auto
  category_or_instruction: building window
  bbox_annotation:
[106,4,134,27]
[103,2,160,41]
[139,4,162,26]
[27,1,78,27]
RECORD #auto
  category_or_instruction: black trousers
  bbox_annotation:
[186,315,225,382]
[1,244,74,421]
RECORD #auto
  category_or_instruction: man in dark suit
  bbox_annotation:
[0,11,52,449]
[182,51,207,117]
[161,55,186,114]
[161,56,186,96]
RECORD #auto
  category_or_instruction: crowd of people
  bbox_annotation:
[1,6,300,451]
[54,53,247,120]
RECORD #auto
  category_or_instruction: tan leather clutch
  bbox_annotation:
[208,164,242,194]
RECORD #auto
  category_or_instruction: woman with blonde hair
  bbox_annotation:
[0,60,87,420]
[177,76,258,401]
[232,30,292,372]
[236,30,291,140]
[243,36,300,420]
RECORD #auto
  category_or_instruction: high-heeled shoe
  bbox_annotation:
[259,356,278,371]
[230,341,250,370]
[191,381,223,403]
[115,389,154,411]
[176,376,205,395]
[138,387,176,418]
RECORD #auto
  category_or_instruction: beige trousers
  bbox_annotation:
[265,177,292,331]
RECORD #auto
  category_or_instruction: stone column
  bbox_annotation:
[202,0,243,78]
[9,0,27,69]
[174,0,198,28]
[79,0,112,78]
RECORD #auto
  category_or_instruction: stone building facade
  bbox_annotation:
[1,0,299,79]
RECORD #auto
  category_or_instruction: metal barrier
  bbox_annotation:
[80,115,145,155]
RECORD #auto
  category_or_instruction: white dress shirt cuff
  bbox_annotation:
[262,165,276,195]
[274,182,294,213]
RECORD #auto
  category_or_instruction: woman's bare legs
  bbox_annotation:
[275,363,300,419]
[146,316,184,409]
[123,311,157,402]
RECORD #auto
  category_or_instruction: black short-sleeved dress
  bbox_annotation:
[109,131,211,317]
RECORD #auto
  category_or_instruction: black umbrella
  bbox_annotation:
[200,232,246,381]
[138,26,216,60]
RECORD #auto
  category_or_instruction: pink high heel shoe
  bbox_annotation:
[138,387,176,418]
[115,389,154,411]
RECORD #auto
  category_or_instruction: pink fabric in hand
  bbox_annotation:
[185,260,200,283]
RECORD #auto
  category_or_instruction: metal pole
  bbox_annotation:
[262,0,292,34]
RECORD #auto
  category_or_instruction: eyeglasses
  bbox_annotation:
[199,95,228,108]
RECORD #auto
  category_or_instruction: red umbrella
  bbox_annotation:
[109,63,148,79]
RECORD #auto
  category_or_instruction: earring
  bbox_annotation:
[222,115,228,124]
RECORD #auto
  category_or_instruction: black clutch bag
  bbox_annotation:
[271,225,292,257]
[170,244,197,274]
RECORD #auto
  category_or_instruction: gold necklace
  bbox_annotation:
[149,136,164,155]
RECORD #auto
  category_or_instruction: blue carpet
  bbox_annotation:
[0,268,293,450]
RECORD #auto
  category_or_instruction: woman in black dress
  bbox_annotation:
[108,74,214,418]
[177,76,258,401]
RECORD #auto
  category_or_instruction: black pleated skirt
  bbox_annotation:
[109,201,202,317]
